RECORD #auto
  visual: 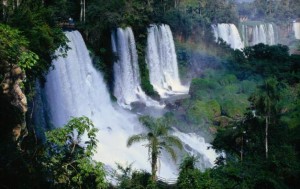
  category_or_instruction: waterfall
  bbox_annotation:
[43,30,216,179]
[240,23,276,46]
[293,22,300,39]
[44,31,162,177]
[172,128,218,170]
[253,24,267,45]
[112,27,161,109]
[267,24,275,45]
[212,23,244,50]
[258,25,267,44]
[146,24,188,97]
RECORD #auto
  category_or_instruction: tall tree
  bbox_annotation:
[6,0,68,81]
[127,116,183,181]
[249,78,280,159]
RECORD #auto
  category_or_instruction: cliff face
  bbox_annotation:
[0,61,27,145]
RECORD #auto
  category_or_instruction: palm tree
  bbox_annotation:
[127,116,183,181]
[250,78,280,159]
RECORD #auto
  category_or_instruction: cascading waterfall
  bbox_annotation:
[172,128,217,169]
[112,27,161,109]
[293,22,300,39]
[146,24,188,97]
[254,25,267,44]
[268,24,276,45]
[43,30,217,179]
[241,23,276,46]
[212,23,244,50]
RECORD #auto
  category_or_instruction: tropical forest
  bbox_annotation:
[0,0,300,188]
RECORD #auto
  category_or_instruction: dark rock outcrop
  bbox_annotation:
[0,62,28,145]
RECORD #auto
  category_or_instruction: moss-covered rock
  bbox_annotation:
[187,100,207,124]
[214,116,232,127]
[187,100,221,124]
[189,78,219,100]
[218,74,237,86]
[222,84,239,95]
[207,100,221,118]
[221,96,248,119]
[239,80,257,94]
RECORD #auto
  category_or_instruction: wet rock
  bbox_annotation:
[0,63,28,144]
[130,101,146,112]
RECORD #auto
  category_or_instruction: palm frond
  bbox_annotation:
[139,116,156,130]
[162,144,177,162]
[127,134,148,147]
[164,135,183,150]
[155,124,168,136]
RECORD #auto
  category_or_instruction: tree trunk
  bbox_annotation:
[174,0,178,8]
[151,152,158,181]
[241,135,243,161]
[147,0,152,7]
[83,0,85,22]
[80,0,83,22]
[2,0,7,20]
[265,116,269,159]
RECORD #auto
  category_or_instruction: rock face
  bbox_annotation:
[0,62,27,144]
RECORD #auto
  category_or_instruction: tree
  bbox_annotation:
[211,99,300,188]
[177,155,200,188]
[249,78,281,159]
[114,163,153,189]
[251,0,300,20]
[6,0,68,81]
[41,116,107,188]
[0,23,38,73]
[228,44,300,84]
[127,116,183,181]
[177,156,222,189]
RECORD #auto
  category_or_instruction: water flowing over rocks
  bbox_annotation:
[112,27,161,109]
[42,31,217,179]
[212,23,244,50]
[146,24,188,97]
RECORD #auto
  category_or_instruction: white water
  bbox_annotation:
[146,24,188,97]
[254,25,267,44]
[212,23,244,50]
[112,27,161,109]
[172,128,218,169]
[293,22,300,39]
[241,23,276,46]
[43,30,216,180]
[267,24,276,45]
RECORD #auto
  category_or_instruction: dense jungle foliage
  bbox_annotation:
[237,0,300,21]
[0,0,300,188]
